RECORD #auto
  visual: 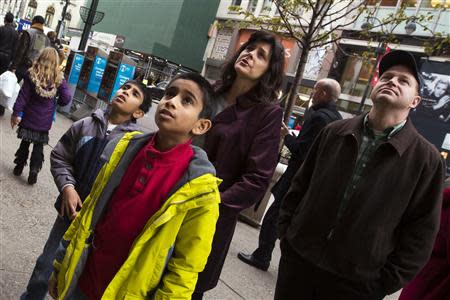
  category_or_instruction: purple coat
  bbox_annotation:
[13,73,71,132]
[399,187,450,300]
[196,95,282,291]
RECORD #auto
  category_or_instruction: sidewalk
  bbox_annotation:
[0,111,400,299]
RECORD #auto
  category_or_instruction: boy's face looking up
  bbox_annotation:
[155,79,212,141]
[111,83,145,119]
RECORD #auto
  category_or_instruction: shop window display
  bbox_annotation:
[340,56,376,98]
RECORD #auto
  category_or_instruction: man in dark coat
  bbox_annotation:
[275,50,445,300]
[9,15,50,83]
[0,12,18,116]
[237,78,342,270]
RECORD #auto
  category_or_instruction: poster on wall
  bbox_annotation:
[410,59,450,173]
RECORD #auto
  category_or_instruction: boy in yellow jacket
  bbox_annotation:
[49,73,221,300]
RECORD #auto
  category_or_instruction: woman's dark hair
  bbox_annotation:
[167,72,214,120]
[123,79,152,114]
[218,30,285,103]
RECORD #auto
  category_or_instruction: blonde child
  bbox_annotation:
[11,47,71,184]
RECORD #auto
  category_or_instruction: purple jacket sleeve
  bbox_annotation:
[221,105,282,211]
[56,79,72,107]
[12,78,32,117]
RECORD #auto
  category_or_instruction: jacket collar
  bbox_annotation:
[30,23,44,32]
[311,101,337,111]
[92,109,141,133]
[129,132,217,178]
[336,114,418,156]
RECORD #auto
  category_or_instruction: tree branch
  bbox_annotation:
[321,2,366,28]
[276,2,307,37]
[311,1,334,38]
[276,4,304,43]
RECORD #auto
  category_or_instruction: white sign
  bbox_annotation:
[211,29,233,60]
[303,47,327,81]
[442,133,450,150]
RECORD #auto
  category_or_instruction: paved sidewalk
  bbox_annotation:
[0,111,400,299]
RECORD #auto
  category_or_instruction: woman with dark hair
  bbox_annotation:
[193,30,285,299]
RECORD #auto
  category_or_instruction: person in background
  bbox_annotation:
[276,50,445,300]
[399,179,450,300]
[9,15,50,83]
[47,31,62,51]
[193,30,285,299]
[238,78,342,271]
[0,12,19,116]
[11,47,71,185]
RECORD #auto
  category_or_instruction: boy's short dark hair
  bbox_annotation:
[123,79,152,114]
[32,15,45,25]
[167,72,214,119]
[4,12,14,23]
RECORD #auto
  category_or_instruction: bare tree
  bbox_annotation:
[232,0,448,122]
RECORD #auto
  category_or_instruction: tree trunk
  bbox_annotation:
[283,44,310,125]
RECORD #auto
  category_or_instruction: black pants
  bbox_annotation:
[14,140,44,171]
[15,64,29,83]
[252,192,284,264]
[275,240,385,300]
[0,52,11,116]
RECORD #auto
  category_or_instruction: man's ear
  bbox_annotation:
[410,96,421,109]
[132,109,145,120]
[191,118,212,136]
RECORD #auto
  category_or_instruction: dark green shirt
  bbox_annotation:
[337,114,406,219]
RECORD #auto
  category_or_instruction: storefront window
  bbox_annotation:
[401,0,418,6]
[248,0,258,13]
[26,0,37,20]
[261,0,273,15]
[337,99,370,114]
[368,0,449,8]
[366,0,399,6]
[422,0,450,8]
[45,6,55,27]
[232,0,242,6]
[340,56,376,98]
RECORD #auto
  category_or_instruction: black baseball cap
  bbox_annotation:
[379,50,422,94]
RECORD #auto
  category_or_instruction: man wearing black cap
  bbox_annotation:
[10,15,50,83]
[275,50,445,300]
[0,12,18,116]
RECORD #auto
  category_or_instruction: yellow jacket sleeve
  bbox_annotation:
[153,200,219,299]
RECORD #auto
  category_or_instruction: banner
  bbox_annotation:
[410,59,450,173]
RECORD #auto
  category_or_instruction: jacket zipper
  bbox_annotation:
[326,133,360,241]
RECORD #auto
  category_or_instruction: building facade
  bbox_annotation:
[332,0,450,114]
[87,0,221,71]
[0,0,84,32]
[202,0,351,117]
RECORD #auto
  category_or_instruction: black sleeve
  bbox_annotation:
[10,32,29,69]
[285,114,328,163]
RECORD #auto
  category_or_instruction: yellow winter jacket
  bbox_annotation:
[52,132,221,299]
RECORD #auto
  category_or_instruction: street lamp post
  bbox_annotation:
[357,16,386,114]
[356,15,416,114]
[78,0,103,51]
[356,43,386,114]
[56,0,70,38]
